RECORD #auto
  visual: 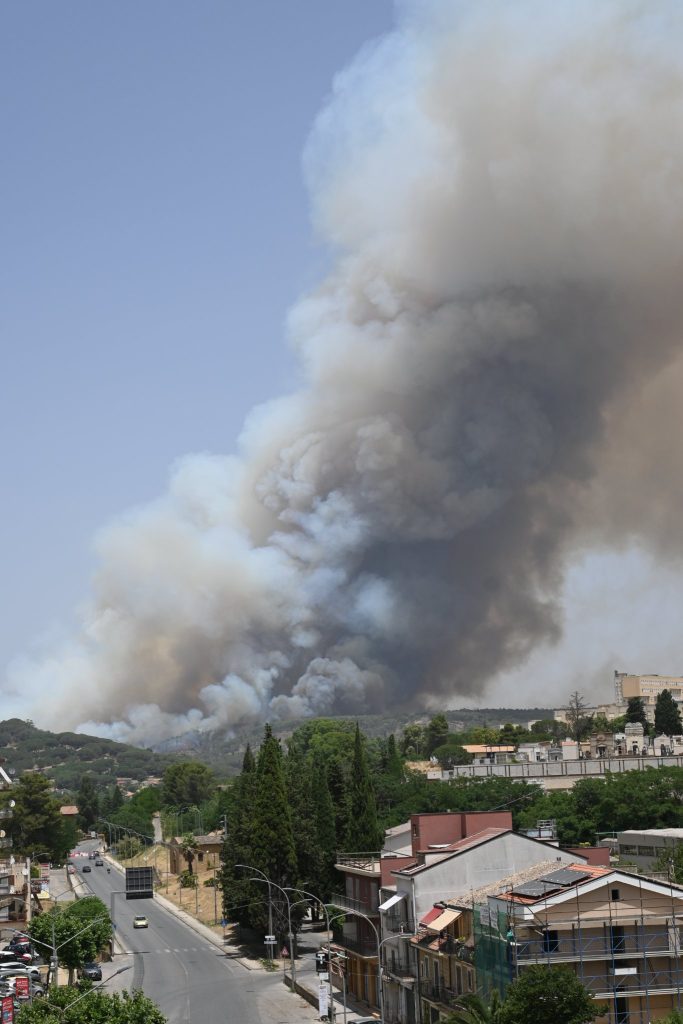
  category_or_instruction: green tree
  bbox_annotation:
[425,713,449,756]
[285,743,317,891]
[16,987,166,1023]
[248,726,297,937]
[179,832,200,874]
[346,724,381,850]
[384,734,403,776]
[444,991,502,1024]
[7,772,71,861]
[77,775,99,832]
[626,696,648,729]
[431,741,473,769]
[498,965,606,1024]
[655,690,683,736]
[219,745,257,927]
[116,836,142,860]
[161,762,215,808]
[310,749,338,906]
[29,896,112,985]
[400,723,425,758]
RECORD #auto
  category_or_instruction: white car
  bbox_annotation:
[0,965,42,982]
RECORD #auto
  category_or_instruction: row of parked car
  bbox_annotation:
[0,936,46,1001]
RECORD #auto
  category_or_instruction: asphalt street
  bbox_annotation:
[70,841,322,1024]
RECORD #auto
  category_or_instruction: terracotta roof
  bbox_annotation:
[60,805,78,815]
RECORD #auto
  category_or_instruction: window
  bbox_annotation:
[637,846,655,858]
[542,930,559,953]
[611,888,621,902]
[619,845,638,856]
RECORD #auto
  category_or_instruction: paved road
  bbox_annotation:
[70,841,320,1024]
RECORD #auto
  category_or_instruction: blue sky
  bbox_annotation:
[1,1,395,673]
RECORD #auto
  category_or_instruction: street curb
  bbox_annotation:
[103,853,257,971]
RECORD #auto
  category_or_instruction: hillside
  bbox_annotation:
[0,718,176,792]
[156,706,554,776]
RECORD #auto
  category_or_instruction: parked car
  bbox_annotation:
[0,965,42,982]
[80,962,102,981]
[0,953,32,966]
[67,864,76,875]
[133,915,148,929]
[0,977,45,999]
[0,952,35,966]
[82,865,92,873]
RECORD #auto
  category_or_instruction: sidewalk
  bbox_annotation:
[287,958,381,1023]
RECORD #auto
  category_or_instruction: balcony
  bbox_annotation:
[330,891,379,915]
[331,929,378,958]
[515,929,677,964]
[335,852,381,874]
[420,981,459,1006]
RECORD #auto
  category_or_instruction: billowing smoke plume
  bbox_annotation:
[11,0,683,744]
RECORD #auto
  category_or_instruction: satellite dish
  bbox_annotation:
[8,800,15,808]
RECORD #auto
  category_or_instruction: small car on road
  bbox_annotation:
[133,915,148,929]
[82,865,91,873]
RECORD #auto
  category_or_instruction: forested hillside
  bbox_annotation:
[0,718,176,790]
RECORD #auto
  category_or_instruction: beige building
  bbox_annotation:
[615,672,683,723]
[476,863,683,1024]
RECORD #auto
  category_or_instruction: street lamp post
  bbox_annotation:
[236,865,296,984]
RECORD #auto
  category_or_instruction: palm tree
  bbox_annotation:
[179,832,200,875]
[444,991,502,1024]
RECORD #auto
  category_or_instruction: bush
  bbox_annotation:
[179,870,197,889]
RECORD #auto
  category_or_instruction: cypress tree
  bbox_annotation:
[311,749,338,906]
[655,689,683,736]
[250,725,297,938]
[385,734,403,777]
[285,742,317,889]
[219,744,258,927]
[345,724,381,851]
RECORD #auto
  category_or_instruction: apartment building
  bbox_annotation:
[476,862,683,1024]
[379,823,586,1024]
[331,811,514,1015]
[615,672,683,723]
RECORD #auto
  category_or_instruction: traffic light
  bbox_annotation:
[315,949,330,973]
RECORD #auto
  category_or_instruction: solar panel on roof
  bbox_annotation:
[512,880,562,898]
[540,868,591,886]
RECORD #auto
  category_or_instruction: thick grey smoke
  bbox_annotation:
[12,0,683,744]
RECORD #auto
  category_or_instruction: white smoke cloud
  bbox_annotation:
[10,0,683,744]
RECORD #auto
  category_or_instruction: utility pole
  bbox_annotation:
[24,856,31,926]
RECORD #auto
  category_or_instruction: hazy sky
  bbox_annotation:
[6,1,683,737]
[2,1,394,673]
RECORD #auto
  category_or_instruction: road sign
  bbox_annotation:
[315,949,330,973]
[265,934,276,942]
[1,995,12,1023]
[14,976,29,1000]
[125,866,154,900]
[281,946,289,958]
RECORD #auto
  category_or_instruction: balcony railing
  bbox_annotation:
[515,929,677,962]
[331,930,378,958]
[330,891,379,915]
[420,981,459,1006]
[335,852,381,872]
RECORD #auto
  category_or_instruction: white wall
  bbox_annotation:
[392,833,583,918]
